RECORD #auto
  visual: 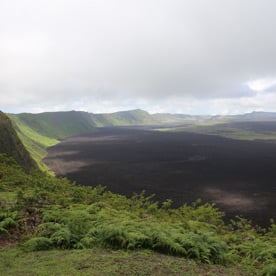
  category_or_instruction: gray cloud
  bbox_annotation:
[1,0,276,113]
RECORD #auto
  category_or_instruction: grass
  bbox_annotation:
[0,248,251,276]
[8,114,59,171]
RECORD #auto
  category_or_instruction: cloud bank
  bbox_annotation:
[1,0,276,114]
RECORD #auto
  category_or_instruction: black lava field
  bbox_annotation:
[44,127,276,226]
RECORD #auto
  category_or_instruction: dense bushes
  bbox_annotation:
[25,208,228,264]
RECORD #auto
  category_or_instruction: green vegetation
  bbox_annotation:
[2,109,276,274]
[8,114,59,171]
[0,154,275,275]
[0,248,253,276]
[92,109,159,126]
[10,111,96,139]
[0,112,36,171]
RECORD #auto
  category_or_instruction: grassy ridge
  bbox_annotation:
[92,109,159,126]
[8,111,98,170]
[11,111,96,139]
[8,114,59,170]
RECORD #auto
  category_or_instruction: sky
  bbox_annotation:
[1,0,276,115]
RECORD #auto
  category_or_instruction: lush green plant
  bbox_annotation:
[24,237,52,251]
[261,263,276,276]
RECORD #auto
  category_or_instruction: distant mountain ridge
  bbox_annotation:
[8,109,276,141]
[5,109,276,168]
[91,109,159,126]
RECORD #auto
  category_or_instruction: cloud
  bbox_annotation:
[1,0,276,113]
[247,78,276,92]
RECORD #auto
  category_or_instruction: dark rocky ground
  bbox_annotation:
[44,127,276,226]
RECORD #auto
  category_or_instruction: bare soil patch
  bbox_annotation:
[44,127,276,226]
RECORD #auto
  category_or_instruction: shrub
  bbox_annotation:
[36,222,63,237]
[261,263,276,276]
[24,237,52,251]
[63,210,92,241]
[0,211,18,235]
[50,228,71,249]
[0,217,17,229]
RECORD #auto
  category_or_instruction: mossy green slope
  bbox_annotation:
[0,111,36,172]
[8,114,59,170]
[12,111,96,139]
[8,111,97,170]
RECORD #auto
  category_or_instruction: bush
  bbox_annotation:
[37,222,63,238]
[50,228,71,249]
[24,237,52,251]
[261,263,276,276]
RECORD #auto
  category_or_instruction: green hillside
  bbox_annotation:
[0,111,36,172]
[91,109,159,126]
[12,111,96,139]
[8,111,97,170]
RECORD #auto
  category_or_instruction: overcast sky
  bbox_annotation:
[1,0,276,114]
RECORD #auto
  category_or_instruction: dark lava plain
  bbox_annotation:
[44,127,276,226]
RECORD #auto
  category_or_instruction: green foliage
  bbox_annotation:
[62,210,93,241]
[24,237,52,251]
[0,208,18,235]
[28,206,227,264]
[0,112,36,171]
[50,228,71,249]
[37,222,63,237]
[8,114,59,170]
[261,263,276,276]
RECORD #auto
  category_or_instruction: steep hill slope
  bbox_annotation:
[0,111,36,171]
[8,111,97,170]
[11,111,96,139]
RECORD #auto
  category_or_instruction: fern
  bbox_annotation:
[24,237,52,251]
[50,228,71,249]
